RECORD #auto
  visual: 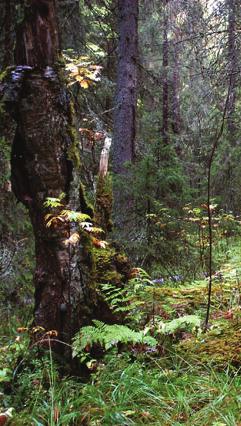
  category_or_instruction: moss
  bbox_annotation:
[0,68,8,82]
[144,280,241,319]
[54,65,81,169]
[67,104,81,169]
[114,252,131,279]
[79,182,94,218]
[68,125,80,167]
[95,175,113,233]
[177,317,241,368]
[56,54,66,69]
[78,231,97,312]
[92,245,131,285]
[93,246,116,283]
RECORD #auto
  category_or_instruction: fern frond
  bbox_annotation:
[43,197,64,208]
[72,321,157,358]
[61,210,90,223]
[157,315,201,335]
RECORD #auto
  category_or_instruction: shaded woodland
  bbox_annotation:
[0,0,241,424]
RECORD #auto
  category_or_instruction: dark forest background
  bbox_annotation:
[0,1,241,424]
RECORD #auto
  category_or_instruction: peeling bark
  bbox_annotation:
[99,136,112,179]
[15,0,59,68]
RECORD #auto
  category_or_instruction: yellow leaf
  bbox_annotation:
[31,326,45,334]
[45,330,58,337]
[80,79,90,89]
[64,232,80,246]
[17,327,28,333]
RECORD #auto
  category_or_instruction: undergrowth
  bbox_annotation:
[1,238,241,425]
[1,352,241,425]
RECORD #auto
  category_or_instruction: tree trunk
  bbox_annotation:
[112,0,138,236]
[0,0,15,69]
[3,0,15,68]
[171,25,181,137]
[170,0,182,155]
[226,0,238,139]
[161,0,169,147]
[10,0,95,352]
[0,0,16,237]
[112,0,138,174]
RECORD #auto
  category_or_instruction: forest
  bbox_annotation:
[0,0,241,424]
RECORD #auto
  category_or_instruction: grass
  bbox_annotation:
[1,350,240,425]
[1,238,241,425]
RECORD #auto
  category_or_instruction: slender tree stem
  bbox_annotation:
[204,79,232,329]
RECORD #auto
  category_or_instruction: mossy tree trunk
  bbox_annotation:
[10,0,96,352]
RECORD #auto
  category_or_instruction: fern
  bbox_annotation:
[72,320,157,359]
[60,210,90,223]
[99,269,155,322]
[99,284,145,323]
[43,197,64,208]
[43,197,103,235]
[157,315,201,335]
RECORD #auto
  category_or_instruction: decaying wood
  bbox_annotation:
[10,0,95,352]
[99,136,112,178]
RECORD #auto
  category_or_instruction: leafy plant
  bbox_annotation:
[64,53,102,89]
[157,315,202,335]
[99,268,164,328]
[72,320,157,361]
[43,195,105,248]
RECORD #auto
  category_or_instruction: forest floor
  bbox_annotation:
[1,239,241,425]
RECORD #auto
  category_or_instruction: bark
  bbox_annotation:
[161,0,169,147]
[0,0,16,237]
[95,137,113,234]
[171,29,181,136]
[112,0,138,236]
[170,0,182,156]
[3,0,15,68]
[216,0,240,211]
[0,0,15,69]
[10,0,95,352]
[15,0,59,67]
[226,0,238,139]
[112,0,138,174]
[99,136,112,179]
[104,37,117,126]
